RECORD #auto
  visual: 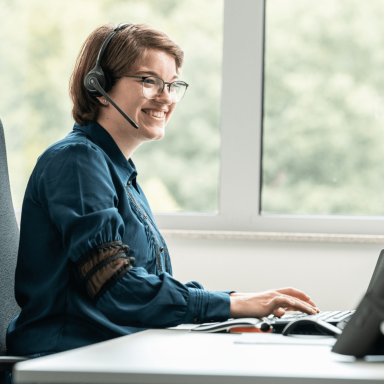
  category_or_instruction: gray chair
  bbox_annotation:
[0,119,28,383]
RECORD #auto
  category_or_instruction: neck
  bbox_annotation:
[97,116,141,160]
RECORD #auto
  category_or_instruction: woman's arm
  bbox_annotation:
[38,142,230,327]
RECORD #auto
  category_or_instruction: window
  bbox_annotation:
[2,0,383,235]
[155,0,384,235]
[262,0,384,216]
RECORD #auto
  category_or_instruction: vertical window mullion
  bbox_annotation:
[219,0,265,224]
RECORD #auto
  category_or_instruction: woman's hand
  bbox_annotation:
[229,287,319,318]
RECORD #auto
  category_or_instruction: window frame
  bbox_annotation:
[156,0,384,236]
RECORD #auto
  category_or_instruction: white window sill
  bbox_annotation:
[15,208,384,243]
[161,229,384,244]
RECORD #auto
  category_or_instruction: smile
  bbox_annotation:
[142,109,166,119]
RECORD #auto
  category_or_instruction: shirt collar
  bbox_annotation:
[73,121,138,186]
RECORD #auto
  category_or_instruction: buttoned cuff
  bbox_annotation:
[217,290,236,295]
[184,288,231,324]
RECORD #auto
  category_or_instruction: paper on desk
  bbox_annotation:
[167,324,200,330]
[235,333,337,346]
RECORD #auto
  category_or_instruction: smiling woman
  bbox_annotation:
[7,23,233,358]
[69,23,185,157]
[6,22,318,370]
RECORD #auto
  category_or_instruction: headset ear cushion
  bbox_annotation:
[84,66,106,97]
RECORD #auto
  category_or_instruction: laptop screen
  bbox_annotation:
[332,249,384,357]
[366,250,384,294]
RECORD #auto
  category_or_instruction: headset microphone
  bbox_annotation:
[88,77,139,129]
[84,23,139,129]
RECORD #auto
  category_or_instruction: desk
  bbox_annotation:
[13,330,384,384]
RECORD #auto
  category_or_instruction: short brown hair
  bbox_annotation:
[69,23,184,125]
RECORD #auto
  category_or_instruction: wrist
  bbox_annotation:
[229,295,242,317]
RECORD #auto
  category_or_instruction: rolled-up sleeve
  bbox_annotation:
[38,142,231,327]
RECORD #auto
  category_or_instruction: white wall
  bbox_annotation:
[163,236,383,312]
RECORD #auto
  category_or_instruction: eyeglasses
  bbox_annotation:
[125,75,189,103]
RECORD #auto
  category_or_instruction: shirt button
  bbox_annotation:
[160,247,164,252]
[127,180,131,186]
[194,318,200,324]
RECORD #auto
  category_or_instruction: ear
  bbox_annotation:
[96,96,109,105]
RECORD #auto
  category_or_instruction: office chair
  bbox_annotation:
[0,119,29,384]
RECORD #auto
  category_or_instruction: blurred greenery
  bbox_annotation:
[0,0,223,212]
[262,0,384,215]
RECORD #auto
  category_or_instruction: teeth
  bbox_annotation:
[144,110,165,118]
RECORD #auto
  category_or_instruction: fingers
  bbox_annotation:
[270,296,317,315]
[269,297,299,314]
[274,287,318,309]
[306,299,317,308]
[290,300,317,315]
[277,292,319,313]
[273,307,286,317]
[275,287,309,300]
[273,305,315,317]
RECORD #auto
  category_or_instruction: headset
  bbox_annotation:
[84,23,139,129]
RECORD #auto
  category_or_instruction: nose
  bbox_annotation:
[154,85,173,105]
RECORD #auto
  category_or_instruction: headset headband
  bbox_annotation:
[83,22,139,129]
[95,23,133,69]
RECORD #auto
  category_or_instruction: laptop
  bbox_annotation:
[265,250,384,334]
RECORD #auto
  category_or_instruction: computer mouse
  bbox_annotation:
[282,318,343,336]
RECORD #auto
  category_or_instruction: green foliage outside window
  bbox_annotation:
[262,0,384,215]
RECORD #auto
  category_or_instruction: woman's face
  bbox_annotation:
[104,49,178,143]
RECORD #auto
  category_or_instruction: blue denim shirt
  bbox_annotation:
[6,121,231,355]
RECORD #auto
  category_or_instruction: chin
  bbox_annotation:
[153,131,165,141]
[144,127,165,141]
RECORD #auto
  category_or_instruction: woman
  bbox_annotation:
[6,22,318,358]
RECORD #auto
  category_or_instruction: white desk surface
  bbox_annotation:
[13,330,384,384]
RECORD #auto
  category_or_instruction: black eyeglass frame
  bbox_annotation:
[125,75,189,102]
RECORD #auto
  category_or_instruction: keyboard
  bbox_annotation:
[265,310,355,333]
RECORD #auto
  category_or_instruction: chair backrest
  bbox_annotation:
[0,119,20,357]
